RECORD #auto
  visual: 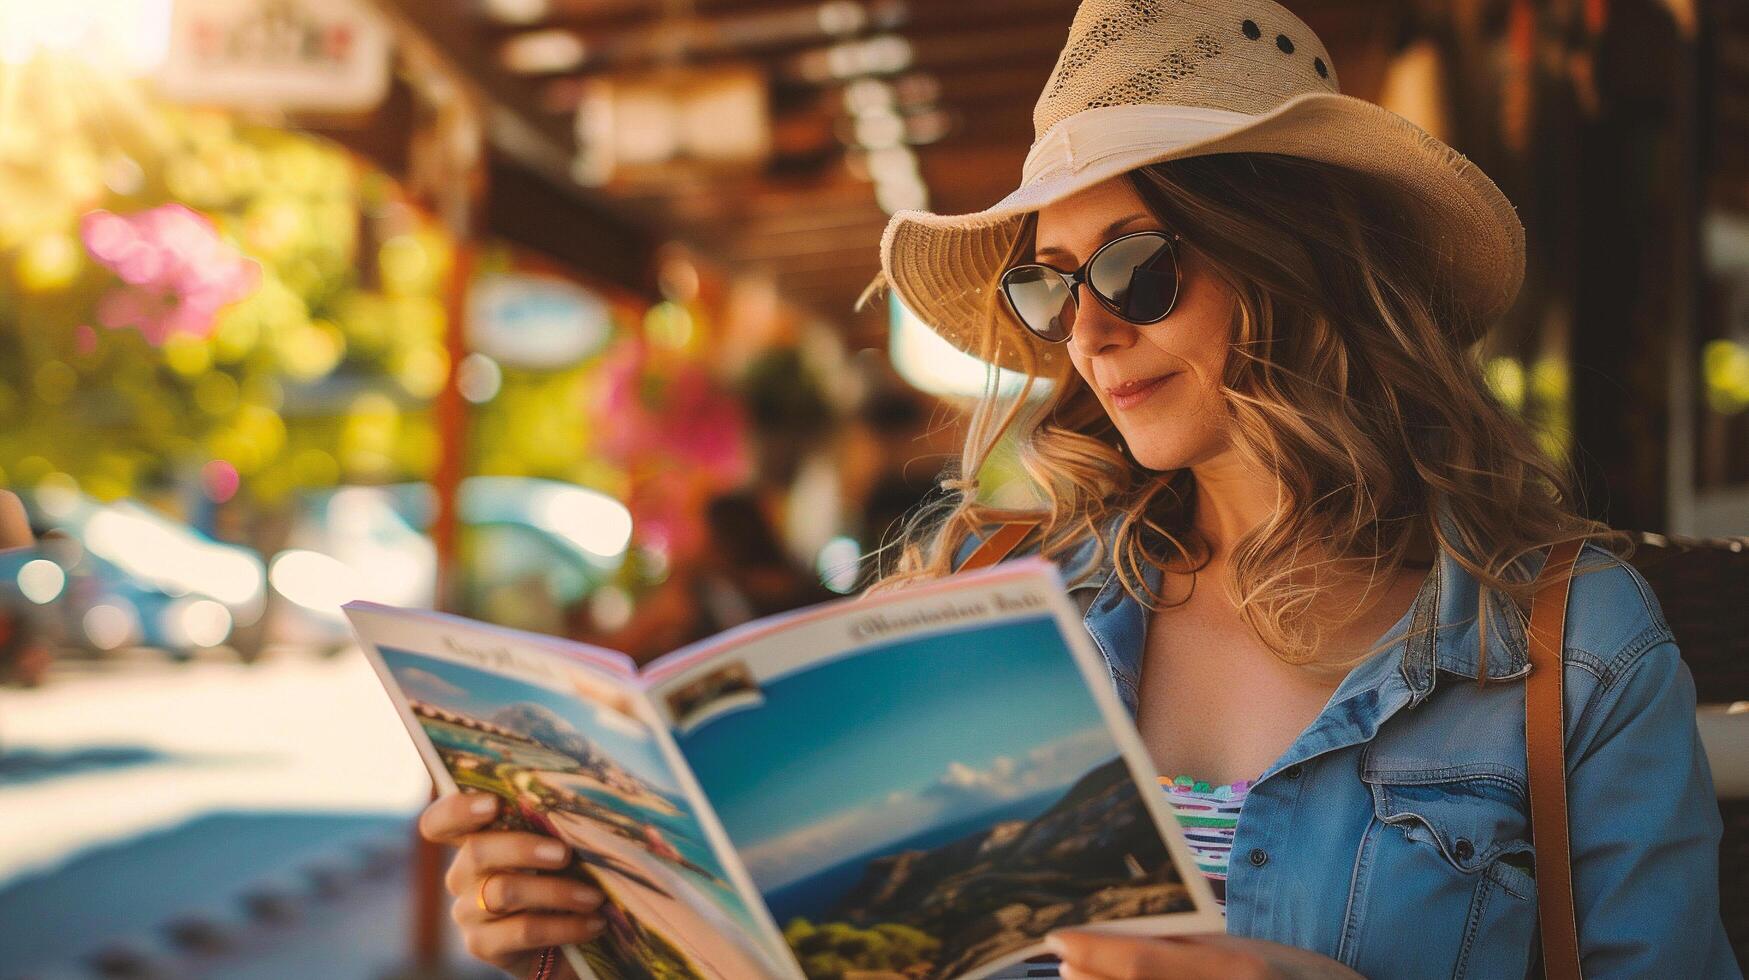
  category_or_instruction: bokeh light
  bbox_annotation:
[17,558,66,604]
[202,459,240,503]
[1484,355,1526,411]
[82,600,138,651]
[163,597,232,648]
[888,295,1041,399]
[0,0,171,74]
[1703,339,1749,415]
[457,352,503,404]
[644,301,695,350]
[270,548,367,621]
[816,535,862,594]
[15,231,82,291]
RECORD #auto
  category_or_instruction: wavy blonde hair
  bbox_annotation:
[863,152,1632,675]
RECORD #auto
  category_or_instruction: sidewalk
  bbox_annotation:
[0,649,437,977]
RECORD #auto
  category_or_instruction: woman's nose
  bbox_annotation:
[1068,296,1136,357]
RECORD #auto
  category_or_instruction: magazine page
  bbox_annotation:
[341,601,801,980]
[642,558,1224,980]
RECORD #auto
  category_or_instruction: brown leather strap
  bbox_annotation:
[1526,538,1585,980]
[958,520,1042,571]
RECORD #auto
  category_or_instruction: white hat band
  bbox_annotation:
[1021,104,1258,186]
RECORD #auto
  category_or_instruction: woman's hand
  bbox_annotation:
[1046,929,1365,980]
[419,792,608,978]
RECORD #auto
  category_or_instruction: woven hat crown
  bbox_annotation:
[1033,0,1341,139]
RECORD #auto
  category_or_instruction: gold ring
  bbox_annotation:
[477,872,504,916]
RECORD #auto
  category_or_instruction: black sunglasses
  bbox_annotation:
[999,230,1184,343]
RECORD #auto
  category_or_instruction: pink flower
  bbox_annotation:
[80,204,261,346]
[594,338,750,482]
[592,336,752,556]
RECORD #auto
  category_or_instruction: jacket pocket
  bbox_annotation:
[1355,762,1539,980]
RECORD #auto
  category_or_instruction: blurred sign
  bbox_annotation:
[573,65,771,186]
[158,0,390,112]
[467,274,613,369]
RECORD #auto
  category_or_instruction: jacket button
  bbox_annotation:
[1249,848,1269,867]
[1453,838,1474,862]
[1284,764,1303,780]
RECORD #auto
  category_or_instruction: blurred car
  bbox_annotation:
[264,477,633,649]
[8,490,266,658]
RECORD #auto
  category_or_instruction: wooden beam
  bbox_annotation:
[728,224,887,257]
[520,0,1074,38]
[485,154,659,296]
[373,0,667,297]
[1568,0,1700,531]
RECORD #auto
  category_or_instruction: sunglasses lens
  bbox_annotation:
[1089,233,1179,322]
[1002,266,1074,342]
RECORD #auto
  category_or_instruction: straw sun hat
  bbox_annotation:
[878,0,1526,373]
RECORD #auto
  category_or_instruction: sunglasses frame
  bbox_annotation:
[999,229,1185,342]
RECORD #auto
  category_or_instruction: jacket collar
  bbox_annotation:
[1396,537,1530,708]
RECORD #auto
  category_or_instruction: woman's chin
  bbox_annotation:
[1125,447,1184,471]
[1124,435,1220,472]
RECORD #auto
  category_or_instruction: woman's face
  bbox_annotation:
[1033,175,1236,472]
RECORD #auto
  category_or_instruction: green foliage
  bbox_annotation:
[578,910,707,980]
[784,916,817,946]
[783,917,941,979]
[874,922,939,952]
[801,952,857,979]
[0,90,453,504]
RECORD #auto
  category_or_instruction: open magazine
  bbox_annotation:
[343,556,1222,980]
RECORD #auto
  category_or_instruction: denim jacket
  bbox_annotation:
[954,516,1739,979]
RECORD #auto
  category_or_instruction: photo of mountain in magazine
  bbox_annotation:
[344,557,1222,980]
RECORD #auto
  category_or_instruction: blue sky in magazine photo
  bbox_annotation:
[674,615,1123,891]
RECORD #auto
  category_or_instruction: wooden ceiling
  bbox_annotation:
[378,0,1411,345]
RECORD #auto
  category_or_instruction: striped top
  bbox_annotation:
[1159,774,1254,912]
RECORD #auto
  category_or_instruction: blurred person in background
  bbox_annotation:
[572,489,836,660]
[0,490,51,689]
[852,382,940,562]
[694,490,837,626]
[0,491,28,550]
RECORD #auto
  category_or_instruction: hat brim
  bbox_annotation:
[880,92,1525,372]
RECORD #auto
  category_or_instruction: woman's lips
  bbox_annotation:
[1107,373,1177,410]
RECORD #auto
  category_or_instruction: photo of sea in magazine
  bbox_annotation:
[344,557,1222,980]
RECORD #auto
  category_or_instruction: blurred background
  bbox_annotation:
[0,0,1744,977]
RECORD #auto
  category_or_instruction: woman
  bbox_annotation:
[420,1,1737,977]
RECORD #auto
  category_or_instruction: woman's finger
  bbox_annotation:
[1048,930,1266,980]
[418,792,500,844]
[442,831,571,896]
[457,872,604,923]
[464,912,606,964]
[461,831,572,875]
